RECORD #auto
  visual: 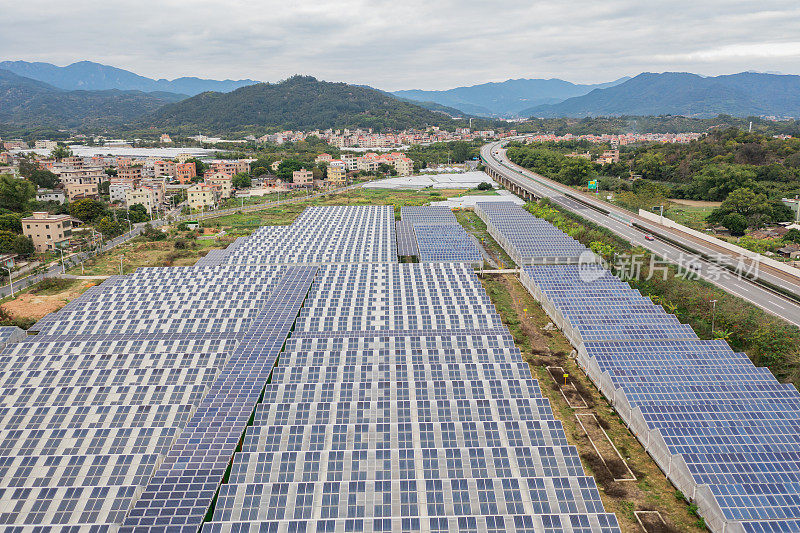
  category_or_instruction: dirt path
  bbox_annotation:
[481,273,701,533]
[1,280,97,321]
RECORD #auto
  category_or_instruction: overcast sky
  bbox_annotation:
[1,0,799,90]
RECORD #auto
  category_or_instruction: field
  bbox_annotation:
[66,236,236,276]
[0,278,98,328]
[664,200,719,230]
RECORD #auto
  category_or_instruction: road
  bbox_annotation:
[0,183,363,299]
[481,140,800,328]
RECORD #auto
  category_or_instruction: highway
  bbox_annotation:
[481,140,800,328]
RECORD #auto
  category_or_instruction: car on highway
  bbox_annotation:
[644,234,655,241]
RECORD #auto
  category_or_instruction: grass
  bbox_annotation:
[67,236,234,276]
[205,188,473,230]
[455,210,516,268]
[479,273,705,533]
[664,204,715,231]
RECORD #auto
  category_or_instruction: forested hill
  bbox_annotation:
[0,69,186,129]
[142,75,469,133]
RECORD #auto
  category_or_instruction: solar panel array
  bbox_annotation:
[204,261,621,532]
[475,202,592,265]
[400,207,483,266]
[226,206,397,265]
[412,225,484,266]
[0,204,622,532]
[400,206,458,225]
[0,264,304,530]
[471,202,800,533]
[0,325,25,348]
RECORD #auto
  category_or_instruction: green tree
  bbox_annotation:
[477,182,493,191]
[69,198,105,222]
[720,213,748,236]
[12,235,34,256]
[232,173,251,188]
[99,181,110,195]
[784,228,800,243]
[0,231,14,252]
[0,174,36,212]
[449,141,472,163]
[28,169,59,189]
[557,158,594,185]
[0,231,32,256]
[0,213,22,233]
[708,187,776,228]
[128,203,149,223]
[17,158,38,178]
[95,216,124,237]
[184,158,207,176]
[276,160,304,182]
[50,144,73,160]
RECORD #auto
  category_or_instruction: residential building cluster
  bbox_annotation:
[314,151,414,176]
[257,126,506,149]
[523,132,704,145]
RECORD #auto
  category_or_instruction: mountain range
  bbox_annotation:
[392,77,630,117]
[0,69,185,129]
[0,60,257,96]
[2,60,800,133]
[525,72,800,118]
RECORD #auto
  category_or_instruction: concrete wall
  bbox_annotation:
[638,209,800,282]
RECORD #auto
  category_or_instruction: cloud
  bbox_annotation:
[0,0,798,90]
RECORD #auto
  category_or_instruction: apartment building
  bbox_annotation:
[210,159,250,176]
[187,183,220,210]
[393,156,414,176]
[55,167,106,186]
[339,153,358,171]
[110,180,135,203]
[292,168,313,186]
[204,172,233,199]
[22,212,72,252]
[153,160,177,178]
[34,140,58,151]
[61,156,84,168]
[314,153,333,164]
[141,178,167,204]
[118,166,143,181]
[125,187,156,214]
[36,189,65,204]
[327,166,346,187]
[175,162,196,183]
[596,150,620,164]
[65,182,99,201]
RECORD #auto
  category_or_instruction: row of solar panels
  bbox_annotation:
[479,201,800,533]
[397,207,484,266]
[475,202,593,265]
